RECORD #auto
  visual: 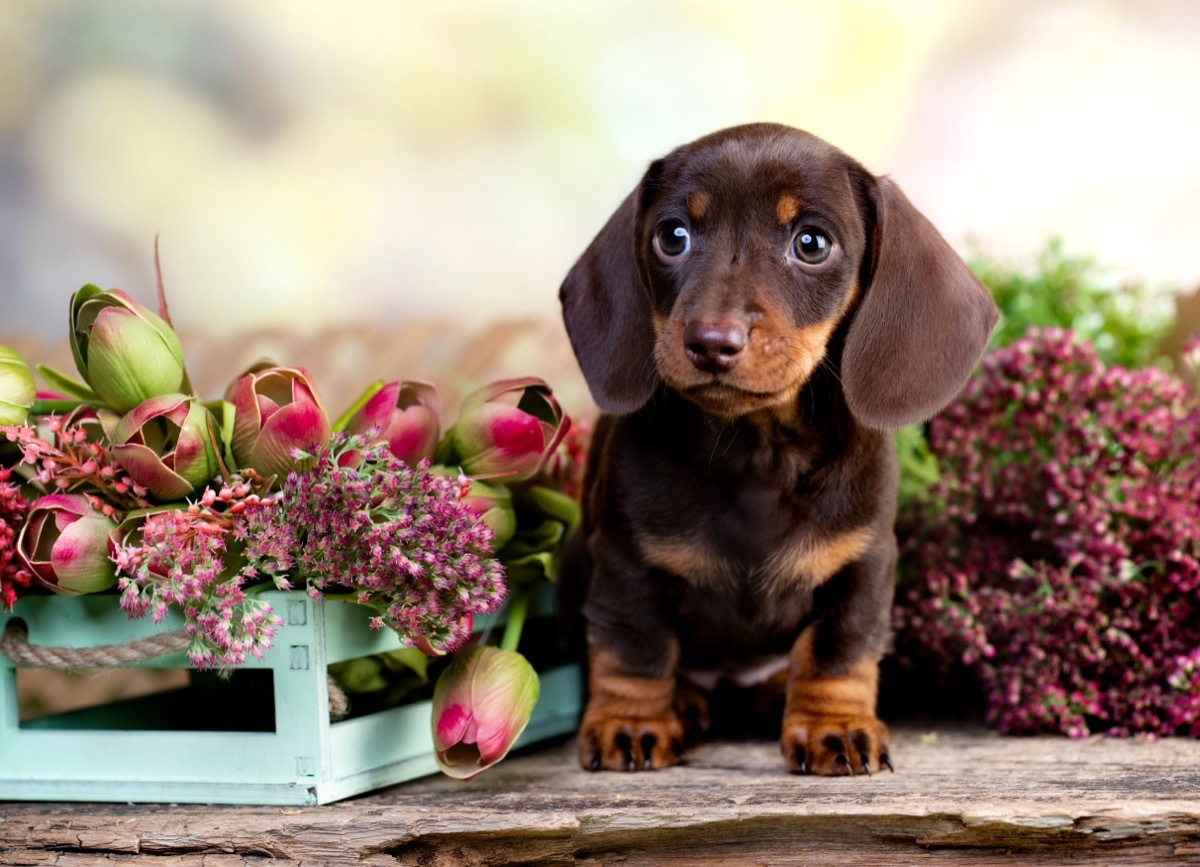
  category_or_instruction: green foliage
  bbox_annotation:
[895,423,939,511]
[898,239,1176,509]
[968,239,1174,369]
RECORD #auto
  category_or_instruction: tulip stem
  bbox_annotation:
[499,586,530,653]
[30,399,89,416]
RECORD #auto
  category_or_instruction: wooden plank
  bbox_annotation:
[2,725,1198,864]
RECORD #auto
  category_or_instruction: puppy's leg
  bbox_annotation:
[781,549,895,776]
[580,641,686,771]
[577,545,686,772]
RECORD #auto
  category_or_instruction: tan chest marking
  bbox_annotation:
[761,525,875,594]
[637,534,735,587]
[637,525,874,592]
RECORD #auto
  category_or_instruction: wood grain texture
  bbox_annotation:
[2,725,1199,865]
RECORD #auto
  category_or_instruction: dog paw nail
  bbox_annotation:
[641,732,657,769]
[836,753,854,775]
[860,753,872,776]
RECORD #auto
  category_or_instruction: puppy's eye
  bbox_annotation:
[653,220,691,261]
[791,227,831,264]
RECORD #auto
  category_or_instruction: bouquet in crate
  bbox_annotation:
[0,276,584,779]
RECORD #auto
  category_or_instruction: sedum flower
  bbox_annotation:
[343,380,441,466]
[69,285,186,413]
[0,466,32,611]
[226,365,332,480]
[241,435,505,655]
[0,344,36,425]
[112,394,222,501]
[17,493,118,595]
[431,646,539,780]
[448,378,569,482]
[3,412,150,511]
[111,479,284,669]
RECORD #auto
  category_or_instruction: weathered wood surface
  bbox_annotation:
[2,724,1199,865]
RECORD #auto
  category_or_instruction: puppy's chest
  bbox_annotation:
[634,472,873,599]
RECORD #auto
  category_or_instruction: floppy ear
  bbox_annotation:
[842,176,999,429]
[559,186,660,414]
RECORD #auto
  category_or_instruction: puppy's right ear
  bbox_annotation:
[560,183,660,414]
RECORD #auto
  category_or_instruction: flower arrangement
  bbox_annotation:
[895,327,1200,738]
[0,276,582,779]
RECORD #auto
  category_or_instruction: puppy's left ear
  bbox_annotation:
[842,176,999,429]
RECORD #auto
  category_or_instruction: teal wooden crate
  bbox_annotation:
[0,589,581,805]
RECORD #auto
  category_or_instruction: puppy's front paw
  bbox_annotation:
[578,712,686,772]
[781,714,892,776]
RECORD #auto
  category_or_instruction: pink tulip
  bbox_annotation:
[448,378,569,482]
[17,494,118,595]
[344,380,440,465]
[112,394,221,501]
[431,646,540,780]
[226,366,332,480]
[458,480,516,548]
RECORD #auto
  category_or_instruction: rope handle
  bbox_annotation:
[1,620,350,720]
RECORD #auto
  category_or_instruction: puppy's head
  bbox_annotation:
[560,123,998,428]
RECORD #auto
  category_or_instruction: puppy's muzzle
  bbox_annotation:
[684,315,749,374]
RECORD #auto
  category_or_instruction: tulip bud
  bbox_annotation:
[112,394,222,501]
[69,285,186,413]
[226,366,332,480]
[17,494,118,595]
[458,480,516,548]
[431,646,539,780]
[0,344,36,425]
[344,380,440,466]
[448,378,569,482]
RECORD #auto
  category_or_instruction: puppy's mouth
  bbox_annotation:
[679,378,799,416]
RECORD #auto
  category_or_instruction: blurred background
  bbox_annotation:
[3,0,1199,725]
[1,0,1198,407]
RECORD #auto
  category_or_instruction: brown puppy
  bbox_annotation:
[559,123,998,775]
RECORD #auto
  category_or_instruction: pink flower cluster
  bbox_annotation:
[4,413,151,513]
[0,466,32,611]
[241,435,506,655]
[112,477,284,668]
[896,327,1200,738]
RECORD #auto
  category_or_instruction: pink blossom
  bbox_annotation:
[896,327,1200,738]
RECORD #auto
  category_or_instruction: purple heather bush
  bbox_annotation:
[896,327,1200,738]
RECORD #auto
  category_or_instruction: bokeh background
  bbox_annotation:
[3,0,1199,724]
[1,0,1198,397]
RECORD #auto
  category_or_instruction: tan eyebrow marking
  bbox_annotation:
[687,191,710,220]
[777,194,801,224]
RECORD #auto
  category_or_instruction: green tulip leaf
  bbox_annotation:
[35,364,101,402]
[501,517,565,559]
[500,551,557,585]
[378,647,429,682]
[519,485,582,533]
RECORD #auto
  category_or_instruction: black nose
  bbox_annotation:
[684,317,749,373]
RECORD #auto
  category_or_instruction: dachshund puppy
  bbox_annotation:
[559,123,998,775]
